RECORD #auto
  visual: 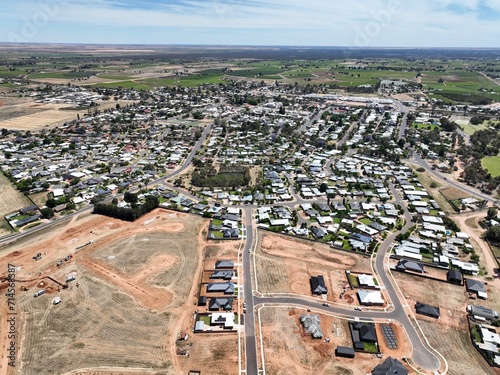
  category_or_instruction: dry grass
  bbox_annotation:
[17,272,175,375]
[440,187,469,202]
[0,173,32,235]
[255,232,370,296]
[259,307,370,375]
[418,320,495,375]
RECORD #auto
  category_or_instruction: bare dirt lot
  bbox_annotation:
[392,271,467,329]
[255,233,371,302]
[258,307,412,375]
[418,320,497,375]
[0,209,238,375]
[0,173,33,236]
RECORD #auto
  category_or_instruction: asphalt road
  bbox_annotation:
[412,152,497,203]
[245,185,441,372]
[242,207,258,375]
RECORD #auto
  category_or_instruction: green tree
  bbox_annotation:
[40,207,54,219]
[487,207,498,221]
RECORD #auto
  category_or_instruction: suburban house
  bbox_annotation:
[208,297,233,311]
[310,275,328,295]
[395,259,425,273]
[467,305,499,321]
[335,346,355,358]
[357,290,384,306]
[215,260,234,269]
[210,312,235,329]
[415,302,440,319]
[371,357,408,375]
[300,314,323,339]
[210,270,234,280]
[206,282,235,295]
[447,269,463,285]
[350,321,378,352]
[466,279,487,299]
[358,274,376,288]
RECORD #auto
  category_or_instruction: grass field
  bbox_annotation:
[0,173,32,236]
[460,122,490,135]
[481,156,500,177]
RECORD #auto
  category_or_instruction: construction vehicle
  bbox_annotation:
[33,253,42,261]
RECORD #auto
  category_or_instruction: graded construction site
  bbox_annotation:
[0,209,238,375]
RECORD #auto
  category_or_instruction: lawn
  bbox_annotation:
[460,122,490,135]
[363,342,378,353]
[481,156,500,177]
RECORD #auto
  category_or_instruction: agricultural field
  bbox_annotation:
[0,209,235,375]
[418,320,495,375]
[255,232,371,302]
[0,173,33,236]
[482,156,500,178]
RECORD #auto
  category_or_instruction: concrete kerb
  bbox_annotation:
[387,266,449,374]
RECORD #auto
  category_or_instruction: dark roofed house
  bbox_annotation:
[415,302,440,319]
[335,346,355,358]
[310,275,328,295]
[395,259,425,273]
[215,260,234,269]
[372,357,408,375]
[206,282,235,295]
[197,296,207,306]
[311,226,327,239]
[19,205,39,215]
[208,297,233,311]
[466,279,487,299]
[222,228,240,239]
[447,269,462,285]
[352,322,377,342]
[210,270,234,280]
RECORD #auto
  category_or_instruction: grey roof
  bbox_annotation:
[396,259,425,273]
[469,305,498,319]
[415,302,440,318]
[466,279,486,294]
[300,314,323,339]
[372,357,408,375]
[210,270,234,280]
[206,282,235,294]
[215,260,234,269]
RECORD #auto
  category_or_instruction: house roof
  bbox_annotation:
[466,279,486,294]
[396,259,425,273]
[357,290,384,305]
[310,275,328,294]
[372,357,408,375]
[415,302,440,318]
[215,260,234,269]
[447,269,462,281]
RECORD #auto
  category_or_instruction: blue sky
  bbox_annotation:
[1,0,499,47]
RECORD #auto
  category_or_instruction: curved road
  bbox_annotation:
[412,152,497,203]
[241,185,442,372]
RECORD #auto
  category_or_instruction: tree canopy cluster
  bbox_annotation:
[93,196,159,221]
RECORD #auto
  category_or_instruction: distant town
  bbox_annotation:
[1,46,500,375]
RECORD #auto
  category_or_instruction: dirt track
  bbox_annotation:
[0,209,228,375]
